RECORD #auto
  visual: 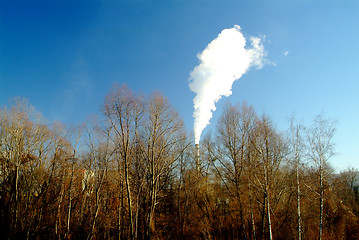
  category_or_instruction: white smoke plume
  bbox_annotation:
[189,25,267,144]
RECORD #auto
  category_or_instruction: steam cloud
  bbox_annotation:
[189,25,267,144]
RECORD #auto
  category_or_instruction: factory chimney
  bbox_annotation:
[195,143,200,174]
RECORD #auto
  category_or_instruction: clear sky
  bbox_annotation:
[1,0,358,171]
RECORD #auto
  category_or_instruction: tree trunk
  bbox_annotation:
[118,192,122,240]
[12,164,19,239]
[124,159,134,239]
[65,164,74,239]
[266,191,273,240]
[239,201,248,240]
[88,170,106,240]
[248,177,257,240]
[319,165,323,240]
[263,152,272,240]
[296,164,302,240]
[261,193,266,240]
[56,174,65,240]
[147,176,157,239]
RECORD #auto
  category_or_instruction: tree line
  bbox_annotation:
[0,84,358,240]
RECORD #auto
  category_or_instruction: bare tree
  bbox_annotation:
[103,85,144,239]
[251,115,286,240]
[340,167,359,201]
[0,98,50,239]
[306,114,336,240]
[41,123,87,240]
[85,120,113,240]
[50,122,75,240]
[288,117,305,240]
[215,101,257,239]
[142,92,186,239]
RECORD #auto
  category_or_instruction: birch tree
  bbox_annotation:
[306,115,335,240]
[288,117,305,240]
[251,115,286,240]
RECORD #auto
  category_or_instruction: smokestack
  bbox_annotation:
[195,143,200,173]
[195,143,200,159]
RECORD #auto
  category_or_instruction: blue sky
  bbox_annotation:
[1,0,358,171]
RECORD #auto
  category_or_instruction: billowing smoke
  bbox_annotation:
[189,25,267,144]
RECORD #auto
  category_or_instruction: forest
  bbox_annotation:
[1,84,358,240]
